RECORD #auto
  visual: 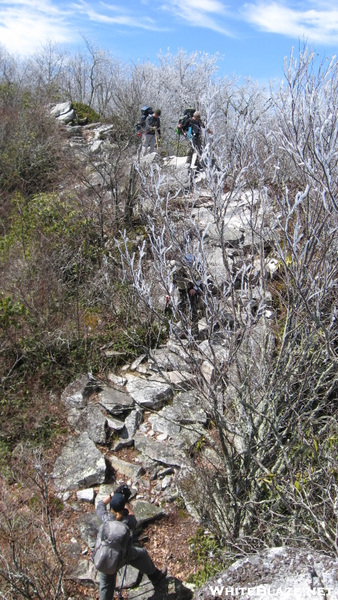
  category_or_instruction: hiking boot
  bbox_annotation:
[148,566,167,584]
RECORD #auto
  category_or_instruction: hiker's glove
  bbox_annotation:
[115,484,132,500]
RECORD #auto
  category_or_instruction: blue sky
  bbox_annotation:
[1,0,338,81]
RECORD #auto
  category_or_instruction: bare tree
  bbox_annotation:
[115,47,338,557]
[0,451,65,599]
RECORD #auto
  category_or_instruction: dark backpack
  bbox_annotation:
[136,106,153,136]
[177,108,195,135]
[93,519,130,575]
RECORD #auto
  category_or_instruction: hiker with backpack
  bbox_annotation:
[177,110,212,171]
[94,485,167,600]
[142,109,161,156]
[135,106,152,138]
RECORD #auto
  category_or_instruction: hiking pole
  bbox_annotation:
[118,531,134,599]
[155,128,159,151]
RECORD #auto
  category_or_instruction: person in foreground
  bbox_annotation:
[94,485,167,600]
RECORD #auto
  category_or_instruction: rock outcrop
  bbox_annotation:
[194,546,338,599]
[52,432,106,491]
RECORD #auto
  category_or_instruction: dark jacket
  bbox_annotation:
[145,114,161,137]
[182,117,204,139]
[96,500,137,530]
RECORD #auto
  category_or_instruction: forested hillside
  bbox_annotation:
[1,41,338,599]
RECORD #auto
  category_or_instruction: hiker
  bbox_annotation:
[142,109,161,156]
[165,254,204,335]
[94,485,167,600]
[136,106,153,138]
[177,111,212,171]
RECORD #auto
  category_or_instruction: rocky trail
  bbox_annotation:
[39,104,338,599]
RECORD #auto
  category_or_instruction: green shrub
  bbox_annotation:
[188,527,227,586]
[0,99,64,196]
[72,102,100,123]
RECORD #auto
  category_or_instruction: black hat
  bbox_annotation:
[110,493,126,512]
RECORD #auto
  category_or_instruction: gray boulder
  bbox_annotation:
[149,408,181,437]
[126,376,173,409]
[194,546,338,600]
[61,375,99,409]
[149,348,188,372]
[122,410,143,439]
[67,404,107,444]
[76,488,95,503]
[116,565,142,589]
[98,386,134,414]
[197,340,230,365]
[65,125,83,138]
[52,432,106,491]
[163,156,187,168]
[148,393,207,439]
[58,109,77,123]
[109,456,144,479]
[148,370,196,391]
[50,101,72,117]
[134,434,188,468]
[173,392,208,425]
[90,139,103,153]
[107,416,126,431]
[76,512,100,549]
[107,372,127,386]
[130,354,147,371]
[132,500,165,527]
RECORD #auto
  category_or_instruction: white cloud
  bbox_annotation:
[162,0,234,35]
[74,1,161,30]
[0,1,79,54]
[243,1,338,44]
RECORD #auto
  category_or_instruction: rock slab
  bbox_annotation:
[194,546,338,600]
[53,432,106,491]
[126,377,173,409]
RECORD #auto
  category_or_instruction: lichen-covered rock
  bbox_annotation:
[98,386,134,414]
[194,547,338,600]
[109,455,144,480]
[126,376,173,409]
[134,434,188,468]
[172,392,207,425]
[52,432,106,491]
[61,375,99,409]
[123,410,143,438]
[132,500,165,527]
[107,416,126,431]
[67,404,107,444]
